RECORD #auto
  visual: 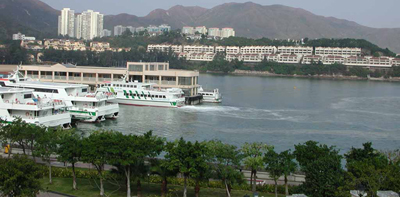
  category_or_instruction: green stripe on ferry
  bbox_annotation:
[123,90,129,98]
[135,91,141,99]
[142,91,147,99]
[129,90,135,99]
[70,110,96,116]
[110,87,115,93]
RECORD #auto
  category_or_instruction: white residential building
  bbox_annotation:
[159,24,171,32]
[323,55,345,64]
[147,44,182,53]
[225,54,241,61]
[220,28,235,38]
[183,45,215,53]
[215,46,226,53]
[58,8,75,38]
[114,25,127,36]
[242,54,263,62]
[195,26,207,34]
[368,56,391,66]
[187,53,216,61]
[278,46,313,55]
[240,46,277,54]
[226,46,240,54]
[76,10,103,40]
[262,54,279,62]
[74,15,82,39]
[182,26,194,35]
[208,28,220,37]
[315,47,361,57]
[302,55,323,64]
[126,26,135,34]
[391,58,400,66]
[12,33,35,41]
[135,27,145,33]
[101,29,112,37]
[344,56,369,66]
[278,54,302,63]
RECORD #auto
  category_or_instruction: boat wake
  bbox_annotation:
[181,105,309,122]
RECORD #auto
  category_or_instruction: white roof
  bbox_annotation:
[10,81,88,89]
[0,87,33,94]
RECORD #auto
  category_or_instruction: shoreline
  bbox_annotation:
[204,70,400,82]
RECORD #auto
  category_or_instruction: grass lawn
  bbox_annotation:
[40,177,285,197]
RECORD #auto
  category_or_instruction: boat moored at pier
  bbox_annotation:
[0,87,71,128]
[97,79,185,108]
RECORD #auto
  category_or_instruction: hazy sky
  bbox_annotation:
[40,0,400,28]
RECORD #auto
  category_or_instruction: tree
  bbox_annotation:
[207,140,244,197]
[345,142,390,197]
[56,130,83,190]
[280,150,297,196]
[191,141,211,197]
[150,159,179,197]
[264,148,284,197]
[164,138,209,197]
[34,127,59,184]
[81,130,119,196]
[0,155,43,196]
[241,142,271,193]
[111,131,164,197]
[294,141,344,197]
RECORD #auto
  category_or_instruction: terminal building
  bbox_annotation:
[20,62,200,96]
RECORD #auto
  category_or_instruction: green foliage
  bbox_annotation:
[294,141,344,197]
[0,155,43,196]
[343,142,400,196]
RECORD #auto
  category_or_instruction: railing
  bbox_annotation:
[161,80,177,85]
[83,77,96,81]
[41,75,52,79]
[54,76,67,80]
[99,78,112,81]
[145,80,159,84]
[71,77,82,81]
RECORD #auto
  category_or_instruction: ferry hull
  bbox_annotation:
[70,104,119,123]
[110,98,184,108]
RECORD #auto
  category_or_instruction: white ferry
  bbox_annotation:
[0,87,72,128]
[1,67,119,122]
[97,79,185,108]
[198,86,222,103]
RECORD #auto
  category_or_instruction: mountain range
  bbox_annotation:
[1,0,400,53]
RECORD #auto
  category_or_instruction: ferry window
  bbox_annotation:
[82,88,87,93]
[156,95,159,98]
[1,94,3,99]
[163,95,166,98]
[134,85,137,88]
[141,94,144,97]
[133,94,137,97]
[24,94,32,99]
[0,82,5,86]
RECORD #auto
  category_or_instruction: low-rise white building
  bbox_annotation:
[183,45,214,53]
[315,47,361,57]
[147,44,183,53]
[225,54,241,61]
[278,46,313,55]
[278,54,302,63]
[187,52,216,61]
[241,54,263,62]
[323,55,345,64]
[226,46,240,54]
[215,46,226,53]
[240,46,277,54]
[302,55,323,64]
[13,33,35,41]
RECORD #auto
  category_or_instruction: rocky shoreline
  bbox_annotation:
[204,70,400,82]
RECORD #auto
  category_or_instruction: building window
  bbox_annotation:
[178,77,192,85]
[150,65,155,71]
[158,65,164,70]
[128,64,143,72]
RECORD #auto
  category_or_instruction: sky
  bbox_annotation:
[40,0,400,28]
